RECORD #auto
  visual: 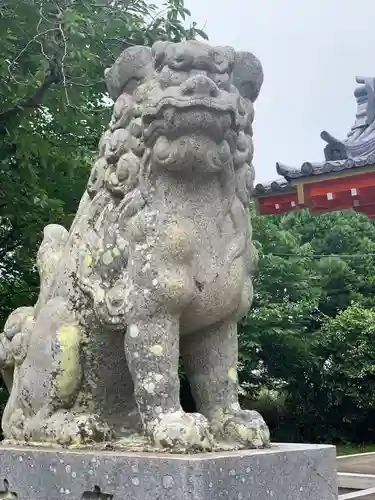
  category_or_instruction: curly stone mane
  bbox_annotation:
[0,41,269,453]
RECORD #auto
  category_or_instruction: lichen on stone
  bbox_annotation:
[1,40,270,453]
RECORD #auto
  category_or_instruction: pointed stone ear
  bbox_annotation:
[104,46,153,101]
[232,51,264,102]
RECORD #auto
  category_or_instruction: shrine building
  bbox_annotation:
[253,77,375,219]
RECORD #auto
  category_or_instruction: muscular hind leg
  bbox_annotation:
[11,298,110,446]
[181,321,270,448]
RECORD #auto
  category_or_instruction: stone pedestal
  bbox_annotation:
[0,443,337,500]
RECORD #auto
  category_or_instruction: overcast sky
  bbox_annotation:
[181,0,375,183]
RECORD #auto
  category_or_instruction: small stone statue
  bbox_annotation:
[0,40,269,452]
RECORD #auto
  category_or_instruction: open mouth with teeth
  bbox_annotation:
[143,97,237,145]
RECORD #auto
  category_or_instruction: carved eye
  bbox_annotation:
[170,52,193,70]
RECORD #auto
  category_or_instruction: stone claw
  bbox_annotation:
[59,414,112,447]
[147,410,215,452]
[212,408,270,449]
[23,411,112,447]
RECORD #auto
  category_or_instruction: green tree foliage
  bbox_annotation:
[240,207,375,444]
[304,304,375,443]
[0,0,206,329]
[3,2,375,447]
[239,209,322,387]
[283,209,375,314]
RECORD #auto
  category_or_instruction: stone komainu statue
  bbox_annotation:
[0,40,269,451]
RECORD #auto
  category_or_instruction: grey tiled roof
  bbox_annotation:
[276,154,375,180]
[253,177,292,195]
[255,76,375,191]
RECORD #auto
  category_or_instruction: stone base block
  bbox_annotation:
[0,443,337,500]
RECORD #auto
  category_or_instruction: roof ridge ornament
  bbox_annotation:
[255,77,375,219]
[354,76,375,127]
[320,131,347,161]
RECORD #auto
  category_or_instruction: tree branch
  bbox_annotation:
[0,63,61,124]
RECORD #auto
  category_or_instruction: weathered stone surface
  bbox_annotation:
[0,40,267,452]
[0,443,337,500]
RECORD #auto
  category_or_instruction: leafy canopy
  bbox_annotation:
[0,0,206,328]
[241,207,375,444]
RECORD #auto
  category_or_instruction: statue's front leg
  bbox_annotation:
[181,321,270,449]
[125,302,213,451]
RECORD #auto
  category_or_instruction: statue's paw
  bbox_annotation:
[24,411,112,446]
[212,408,270,449]
[147,410,215,452]
[56,414,112,446]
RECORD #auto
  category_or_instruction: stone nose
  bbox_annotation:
[180,74,219,97]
